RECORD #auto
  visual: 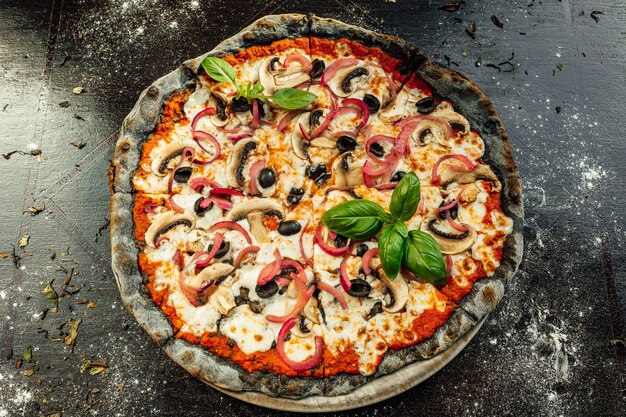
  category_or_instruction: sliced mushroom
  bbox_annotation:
[291,112,310,160]
[378,89,410,123]
[380,269,409,313]
[303,297,321,324]
[328,65,372,98]
[226,138,257,188]
[438,164,502,193]
[208,94,229,127]
[433,103,470,134]
[151,142,186,177]
[208,277,237,316]
[145,212,195,248]
[420,215,477,254]
[226,198,285,244]
[291,316,313,338]
[310,137,337,149]
[458,183,481,204]
[332,153,364,187]
[412,119,449,147]
[190,262,235,289]
[259,55,310,96]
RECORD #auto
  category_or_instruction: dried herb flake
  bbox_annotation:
[590,11,603,22]
[70,140,86,149]
[18,235,30,248]
[23,346,34,363]
[491,15,504,28]
[59,101,71,108]
[81,358,108,375]
[27,204,45,215]
[438,1,462,12]
[72,87,84,95]
[43,282,59,309]
[64,318,81,345]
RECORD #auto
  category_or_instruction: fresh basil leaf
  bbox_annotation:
[322,200,385,240]
[201,56,237,85]
[389,172,420,222]
[270,88,317,110]
[403,230,447,285]
[378,224,406,280]
[393,221,408,238]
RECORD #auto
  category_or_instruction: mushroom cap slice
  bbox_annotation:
[151,142,187,177]
[327,65,372,98]
[379,270,409,313]
[188,262,235,289]
[225,198,286,222]
[411,119,449,148]
[303,297,321,324]
[439,164,502,193]
[379,89,410,123]
[291,112,310,160]
[208,94,229,127]
[420,215,477,255]
[208,275,237,316]
[145,212,195,248]
[259,55,310,97]
[247,211,269,243]
[332,153,364,187]
[433,103,471,134]
[226,138,257,188]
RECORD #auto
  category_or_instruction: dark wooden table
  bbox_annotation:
[1,0,625,415]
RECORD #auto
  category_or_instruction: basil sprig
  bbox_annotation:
[321,172,447,283]
[201,56,316,110]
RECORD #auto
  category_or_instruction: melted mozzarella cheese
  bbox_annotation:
[219,305,275,354]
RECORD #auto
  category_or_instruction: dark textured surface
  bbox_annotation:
[0,0,624,416]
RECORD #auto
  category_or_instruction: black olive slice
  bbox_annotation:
[415,97,436,114]
[309,109,324,128]
[216,98,227,121]
[287,187,305,205]
[158,149,183,174]
[348,279,371,297]
[255,280,279,298]
[173,166,192,183]
[390,171,406,183]
[438,200,458,220]
[356,243,369,257]
[269,56,281,71]
[362,94,380,113]
[299,316,311,333]
[258,168,276,188]
[336,135,357,153]
[277,220,302,236]
[306,163,327,181]
[369,142,385,158]
[231,96,251,112]
[333,234,348,248]
[194,197,212,216]
[309,59,325,79]
[154,219,192,244]
[236,141,257,185]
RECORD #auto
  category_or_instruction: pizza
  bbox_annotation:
[110,14,523,400]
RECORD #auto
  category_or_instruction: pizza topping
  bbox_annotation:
[362,93,381,113]
[336,135,357,153]
[306,163,330,186]
[257,248,283,285]
[206,94,229,127]
[361,247,379,276]
[438,163,502,192]
[151,143,186,177]
[291,112,310,160]
[226,138,257,187]
[333,152,364,188]
[277,220,302,236]
[255,280,279,298]
[415,97,436,114]
[258,167,276,189]
[431,154,478,185]
[208,280,237,315]
[341,98,370,127]
[283,53,313,72]
[173,167,192,184]
[259,55,311,96]
[316,223,350,258]
[286,187,305,205]
[209,220,253,245]
[317,281,348,309]
[378,88,410,123]
[346,278,371,298]
[193,197,212,216]
[233,245,260,267]
[377,263,409,312]
[365,135,395,164]
[191,107,216,131]
[422,215,477,254]
[192,131,221,162]
[278,109,303,132]
[266,272,314,323]
[328,65,371,98]
[206,240,230,260]
[309,58,325,79]
[276,318,323,371]
[145,212,195,248]
[248,159,266,196]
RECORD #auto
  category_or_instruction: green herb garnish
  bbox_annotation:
[321,172,446,283]
[201,56,316,110]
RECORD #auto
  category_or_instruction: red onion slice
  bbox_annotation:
[283,53,313,72]
[365,135,395,164]
[143,202,159,214]
[361,248,379,276]
[209,220,253,244]
[341,98,370,128]
[266,272,313,323]
[278,110,303,132]
[339,254,352,292]
[209,188,245,197]
[317,281,348,310]
[196,233,224,268]
[446,255,453,279]
[310,108,337,139]
[228,132,254,143]
[299,219,314,268]
[167,147,195,194]
[191,107,216,131]
[314,223,350,257]
[250,99,259,129]
[169,195,184,213]
[233,245,260,268]
[257,248,282,285]
[275,319,323,371]
[248,159,266,196]
[431,154,478,185]
[321,58,359,87]
[207,196,232,210]
[446,211,469,233]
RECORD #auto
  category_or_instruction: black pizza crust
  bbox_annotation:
[110,13,523,399]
